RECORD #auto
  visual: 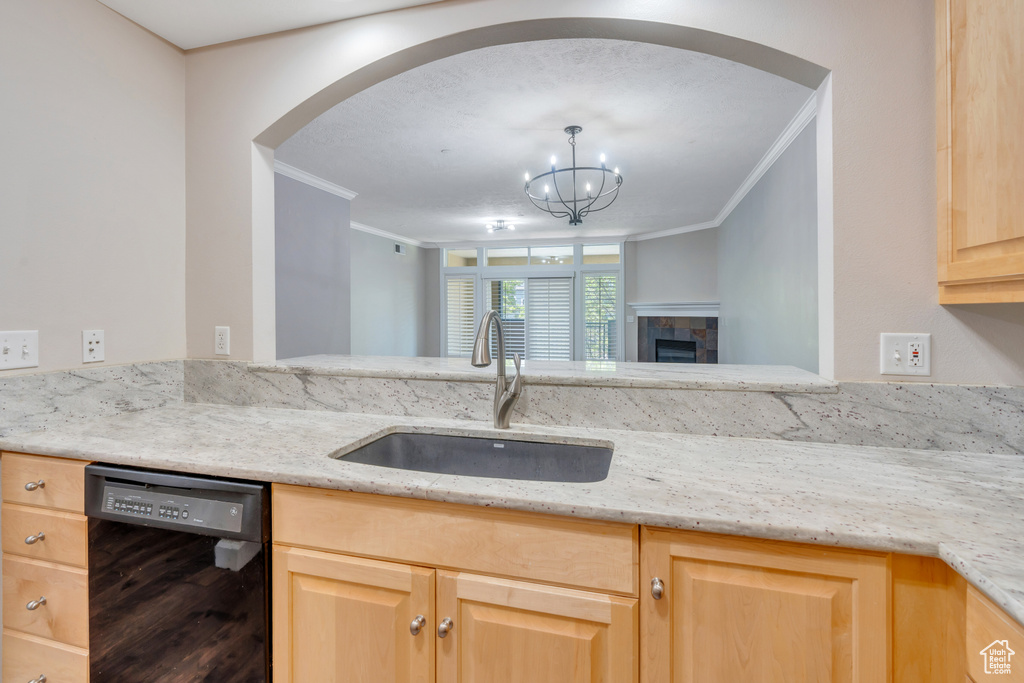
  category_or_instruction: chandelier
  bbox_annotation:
[524,126,623,226]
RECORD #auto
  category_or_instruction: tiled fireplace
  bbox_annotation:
[638,316,718,363]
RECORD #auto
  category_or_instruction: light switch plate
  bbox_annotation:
[0,330,39,370]
[880,333,931,376]
[83,329,104,363]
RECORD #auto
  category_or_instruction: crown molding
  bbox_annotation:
[432,235,629,249]
[629,93,817,242]
[350,221,431,248]
[627,221,718,242]
[273,160,358,200]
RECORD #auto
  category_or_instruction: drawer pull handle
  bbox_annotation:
[24,480,46,491]
[437,617,454,638]
[29,676,47,683]
[651,577,665,600]
[26,596,47,611]
[25,532,46,545]
[410,615,426,636]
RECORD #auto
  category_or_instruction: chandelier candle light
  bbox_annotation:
[524,126,623,226]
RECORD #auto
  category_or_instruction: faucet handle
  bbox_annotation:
[509,353,523,395]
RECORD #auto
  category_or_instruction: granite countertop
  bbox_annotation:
[1,402,1021,626]
[258,354,838,393]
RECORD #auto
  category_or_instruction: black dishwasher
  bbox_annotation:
[85,464,270,682]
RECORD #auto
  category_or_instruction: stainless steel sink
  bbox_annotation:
[334,432,613,483]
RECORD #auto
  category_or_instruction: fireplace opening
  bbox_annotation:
[655,338,697,363]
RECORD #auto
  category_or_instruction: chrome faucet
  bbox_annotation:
[471,310,523,429]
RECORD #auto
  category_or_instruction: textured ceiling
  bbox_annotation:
[95,0,440,49]
[275,39,814,244]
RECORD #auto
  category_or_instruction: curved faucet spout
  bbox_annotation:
[471,310,522,428]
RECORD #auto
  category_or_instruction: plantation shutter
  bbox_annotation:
[446,276,476,357]
[526,277,573,361]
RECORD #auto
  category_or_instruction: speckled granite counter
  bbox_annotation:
[260,354,838,392]
[2,402,1022,626]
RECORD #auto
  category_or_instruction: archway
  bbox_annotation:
[250,16,833,374]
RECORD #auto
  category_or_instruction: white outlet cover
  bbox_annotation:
[880,333,931,376]
[0,330,39,370]
[83,329,105,363]
[215,326,230,356]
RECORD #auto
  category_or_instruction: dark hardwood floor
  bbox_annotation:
[89,519,268,682]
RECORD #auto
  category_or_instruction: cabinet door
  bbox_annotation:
[272,545,434,683]
[937,0,1024,302]
[436,570,637,683]
[640,528,889,683]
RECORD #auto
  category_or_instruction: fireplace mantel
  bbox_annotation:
[627,301,720,317]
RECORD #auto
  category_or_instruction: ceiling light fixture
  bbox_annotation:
[524,126,623,226]
[486,219,516,233]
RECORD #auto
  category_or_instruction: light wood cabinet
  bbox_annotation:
[272,545,435,683]
[2,452,89,512]
[436,570,637,683]
[272,485,639,683]
[639,528,890,683]
[1,451,92,683]
[965,586,1024,682]
[936,0,1024,302]
[273,485,637,595]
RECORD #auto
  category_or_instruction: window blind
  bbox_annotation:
[446,276,476,357]
[526,278,573,361]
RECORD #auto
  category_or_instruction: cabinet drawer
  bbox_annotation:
[3,554,89,648]
[273,485,638,596]
[2,629,88,683]
[2,504,88,568]
[966,587,1024,682]
[2,452,89,513]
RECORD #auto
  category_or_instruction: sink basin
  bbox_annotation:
[335,432,613,483]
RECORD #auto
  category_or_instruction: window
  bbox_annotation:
[445,276,476,357]
[445,249,478,267]
[584,274,618,360]
[486,279,526,358]
[530,245,574,266]
[582,244,621,264]
[527,278,573,361]
[485,247,529,266]
[440,242,622,360]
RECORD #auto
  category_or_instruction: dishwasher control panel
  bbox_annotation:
[100,484,245,534]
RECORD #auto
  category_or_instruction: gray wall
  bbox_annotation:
[275,174,351,359]
[718,121,818,371]
[350,230,440,357]
[624,229,719,361]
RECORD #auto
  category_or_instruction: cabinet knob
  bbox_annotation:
[437,617,454,638]
[24,480,45,492]
[26,596,47,611]
[29,676,47,683]
[410,615,426,636]
[651,577,665,600]
[25,532,46,545]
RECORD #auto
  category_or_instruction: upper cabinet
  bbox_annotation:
[937,0,1024,303]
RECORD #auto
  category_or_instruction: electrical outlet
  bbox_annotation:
[83,329,104,363]
[880,333,931,376]
[0,330,39,370]
[215,326,230,356]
